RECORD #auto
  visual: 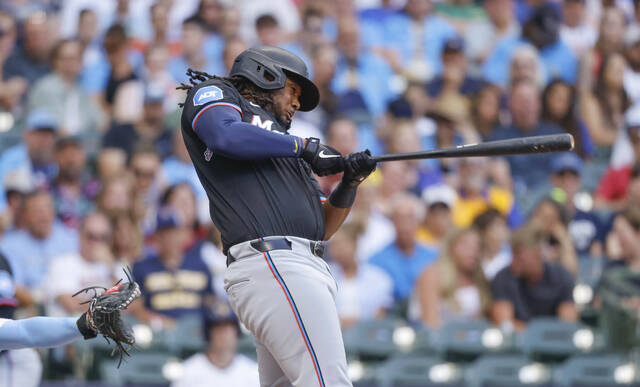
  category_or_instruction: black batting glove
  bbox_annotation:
[342,150,377,187]
[301,137,345,176]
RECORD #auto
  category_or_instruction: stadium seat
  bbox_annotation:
[431,319,512,361]
[518,318,600,362]
[341,318,405,360]
[376,355,462,387]
[553,354,637,387]
[101,352,176,386]
[164,315,206,357]
[465,354,553,387]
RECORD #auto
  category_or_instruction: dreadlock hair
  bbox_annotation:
[177,68,277,114]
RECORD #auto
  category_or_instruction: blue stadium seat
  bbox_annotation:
[342,318,405,360]
[517,318,600,361]
[553,354,637,387]
[431,319,512,361]
[465,354,553,387]
[376,355,463,387]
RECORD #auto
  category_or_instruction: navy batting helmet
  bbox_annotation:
[203,300,239,341]
[230,46,319,112]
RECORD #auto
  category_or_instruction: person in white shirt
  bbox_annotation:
[43,211,115,317]
[172,301,259,387]
[328,222,393,328]
[560,0,597,56]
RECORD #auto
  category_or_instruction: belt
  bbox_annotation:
[226,237,325,266]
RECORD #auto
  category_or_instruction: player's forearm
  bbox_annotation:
[0,317,81,350]
[323,201,351,240]
[193,105,303,160]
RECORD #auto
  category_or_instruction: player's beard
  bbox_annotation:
[276,114,292,130]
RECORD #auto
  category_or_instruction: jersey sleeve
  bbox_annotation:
[182,79,244,127]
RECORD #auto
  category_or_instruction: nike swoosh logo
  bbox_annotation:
[318,150,341,158]
[293,139,299,154]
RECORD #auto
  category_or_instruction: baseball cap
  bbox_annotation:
[422,184,457,208]
[551,152,583,175]
[26,109,58,132]
[443,36,465,53]
[624,26,640,48]
[155,207,183,231]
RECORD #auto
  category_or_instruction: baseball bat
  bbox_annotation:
[373,134,574,162]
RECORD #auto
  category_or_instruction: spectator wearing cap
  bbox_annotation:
[0,190,78,304]
[464,0,520,75]
[489,79,564,194]
[596,105,640,209]
[102,83,173,160]
[549,153,605,256]
[382,0,456,82]
[328,222,393,328]
[560,0,597,56]
[0,109,59,213]
[370,193,438,301]
[491,225,578,331]
[331,16,395,117]
[426,36,484,119]
[51,137,100,229]
[130,207,214,324]
[172,301,258,387]
[27,39,104,139]
[483,4,578,87]
[451,157,523,229]
[623,26,640,104]
[168,16,223,85]
[417,183,456,251]
[42,211,114,317]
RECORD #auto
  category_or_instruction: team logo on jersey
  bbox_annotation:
[204,148,213,161]
[193,86,223,106]
[251,115,274,131]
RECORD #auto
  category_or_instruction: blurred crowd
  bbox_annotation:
[1,0,640,384]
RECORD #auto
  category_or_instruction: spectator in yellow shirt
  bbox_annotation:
[451,158,523,228]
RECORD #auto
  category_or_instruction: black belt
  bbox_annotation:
[226,237,324,266]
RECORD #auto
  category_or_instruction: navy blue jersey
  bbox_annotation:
[180,78,326,252]
[132,249,214,319]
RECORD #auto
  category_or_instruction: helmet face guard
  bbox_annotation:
[230,46,320,111]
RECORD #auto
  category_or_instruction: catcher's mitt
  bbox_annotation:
[74,267,141,366]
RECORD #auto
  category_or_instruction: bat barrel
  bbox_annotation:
[373,134,574,162]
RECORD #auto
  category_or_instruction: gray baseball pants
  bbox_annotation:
[224,236,352,387]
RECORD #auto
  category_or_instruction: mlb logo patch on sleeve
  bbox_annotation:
[193,86,223,106]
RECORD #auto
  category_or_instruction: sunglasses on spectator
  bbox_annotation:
[83,231,111,243]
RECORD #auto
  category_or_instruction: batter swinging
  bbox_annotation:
[179,46,376,386]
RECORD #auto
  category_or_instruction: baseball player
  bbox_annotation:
[180,46,376,386]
